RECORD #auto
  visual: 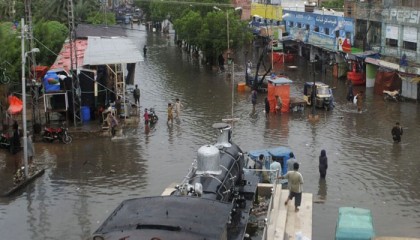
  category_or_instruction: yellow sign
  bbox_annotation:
[251,3,283,20]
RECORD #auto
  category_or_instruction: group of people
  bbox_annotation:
[254,150,328,212]
[251,89,283,117]
[143,98,184,125]
[167,98,184,124]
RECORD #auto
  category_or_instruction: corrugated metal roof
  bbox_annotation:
[50,39,88,72]
[84,37,143,65]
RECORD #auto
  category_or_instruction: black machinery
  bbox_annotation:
[92,123,259,240]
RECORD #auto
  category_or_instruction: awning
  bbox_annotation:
[268,77,293,85]
[365,57,400,71]
[346,50,380,61]
[84,37,143,65]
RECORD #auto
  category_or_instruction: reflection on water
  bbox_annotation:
[317,178,327,201]
[1,25,420,239]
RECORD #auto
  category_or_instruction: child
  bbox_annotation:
[167,103,173,124]
[144,108,149,125]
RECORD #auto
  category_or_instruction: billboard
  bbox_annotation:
[251,3,283,20]
[283,10,354,51]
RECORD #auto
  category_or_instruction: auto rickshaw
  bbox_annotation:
[303,82,332,110]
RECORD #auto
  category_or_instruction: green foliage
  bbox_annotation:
[174,9,253,63]
[320,0,344,11]
[86,12,116,25]
[33,21,68,67]
[0,22,22,84]
[0,20,67,85]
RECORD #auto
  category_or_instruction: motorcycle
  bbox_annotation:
[0,131,20,154]
[383,90,403,102]
[0,132,11,149]
[42,125,72,144]
[148,108,159,124]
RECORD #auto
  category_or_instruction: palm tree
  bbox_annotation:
[37,0,100,23]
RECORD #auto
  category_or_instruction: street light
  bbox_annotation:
[214,6,241,129]
[21,17,40,178]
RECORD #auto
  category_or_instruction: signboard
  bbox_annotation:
[283,10,354,51]
[383,8,420,25]
[385,25,399,39]
[251,3,283,20]
[338,37,351,53]
[403,26,417,42]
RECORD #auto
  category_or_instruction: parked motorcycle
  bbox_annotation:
[148,108,159,124]
[0,131,20,154]
[383,90,403,102]
[0,132,11,149]
[42,125,72,144]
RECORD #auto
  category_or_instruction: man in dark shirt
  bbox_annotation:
[391,122,403,143]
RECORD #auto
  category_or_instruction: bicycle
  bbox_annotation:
[0,67,11,84]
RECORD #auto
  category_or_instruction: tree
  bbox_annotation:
[86,12,116,25]
[0,22,22,84]
[321,0,344,11]
[175,9,252,65]
[36,0,101,23]
[33,21,68,66]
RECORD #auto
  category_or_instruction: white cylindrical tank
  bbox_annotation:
[196,145,222,175]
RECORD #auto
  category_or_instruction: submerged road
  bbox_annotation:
[0,24,420,239]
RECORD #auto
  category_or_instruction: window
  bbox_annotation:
[345,32,351,39]
[386,38,398,47]
[289,21,294,27]
[335,30,340,38]
[403,41,417,51]
[325,28,330,35]
[297,23,301,28]
[306,24,310,30]
[314,26,319,32]
[347,6,352,16]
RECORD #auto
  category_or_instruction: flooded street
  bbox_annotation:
[1,25,420,240]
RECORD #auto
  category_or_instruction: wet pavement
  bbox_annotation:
[1,24,420,240]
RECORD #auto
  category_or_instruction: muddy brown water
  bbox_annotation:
[1,25,419,240]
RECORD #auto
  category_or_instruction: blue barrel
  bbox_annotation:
[81,106,91,122]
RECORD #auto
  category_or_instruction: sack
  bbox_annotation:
[353,96,358,104]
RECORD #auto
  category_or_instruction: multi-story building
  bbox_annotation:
[381,0,420,65]
[345,0,420,100]
[344,0,382,51]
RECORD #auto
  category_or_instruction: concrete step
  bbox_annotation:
[284,191,313,240]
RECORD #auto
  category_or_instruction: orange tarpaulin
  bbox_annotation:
[7,95,23,114]
[268,80,291,113]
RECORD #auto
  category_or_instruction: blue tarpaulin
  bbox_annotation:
[43,70,61,92]
[248,146,292,175]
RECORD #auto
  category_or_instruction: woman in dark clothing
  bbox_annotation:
[264,97,270,117]
[319,149,328,179]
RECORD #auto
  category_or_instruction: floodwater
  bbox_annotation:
[1,24,420,240]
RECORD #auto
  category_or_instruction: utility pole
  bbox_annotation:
[68,0,82,126]
[24,0,42,133]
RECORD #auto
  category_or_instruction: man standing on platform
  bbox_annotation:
[278,162,304,212]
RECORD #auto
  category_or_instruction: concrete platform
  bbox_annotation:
[375,238,420,240]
